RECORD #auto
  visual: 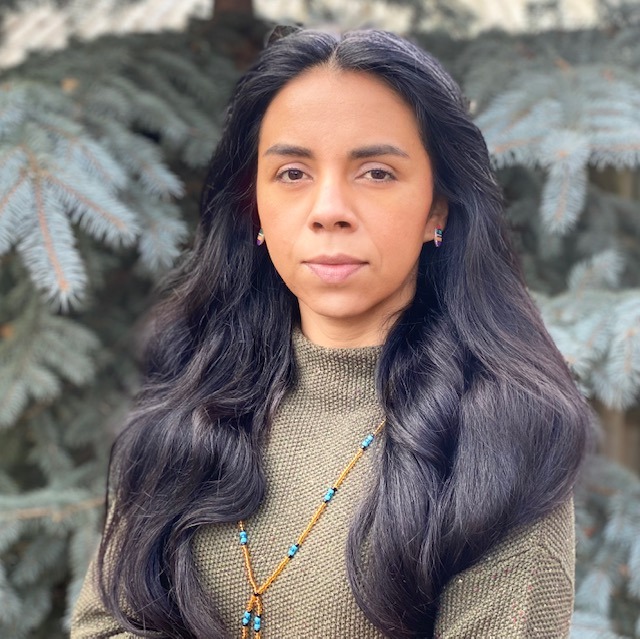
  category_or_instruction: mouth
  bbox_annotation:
[304,254,367,284]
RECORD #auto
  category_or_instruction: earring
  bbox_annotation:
[434,227,443,247]
[256,229,265,246]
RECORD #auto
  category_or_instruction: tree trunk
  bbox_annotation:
[213,0,254,17]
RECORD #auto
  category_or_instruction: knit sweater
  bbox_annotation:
[71,327,575,638]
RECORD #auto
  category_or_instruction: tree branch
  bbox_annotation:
[3,495,105,522]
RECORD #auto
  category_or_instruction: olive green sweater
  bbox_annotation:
[71,328,575,638]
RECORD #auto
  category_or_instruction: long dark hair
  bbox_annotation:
[97,28,592,638]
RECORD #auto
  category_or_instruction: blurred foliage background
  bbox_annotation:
[0,0,639,637]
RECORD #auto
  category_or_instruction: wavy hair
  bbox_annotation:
[97,28,593,638]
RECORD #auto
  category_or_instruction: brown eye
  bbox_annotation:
[366,169,395,181]
[277,169,306,182]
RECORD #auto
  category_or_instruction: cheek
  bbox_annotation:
[257,198,282,244]
[258,213,299,283]
[257,188,308,276]
[367,235,420,294]
[385,245,423,283]
[263,232,294,276]
[374,202,429,252]
[257,185,299,234]
[371,212,428,281]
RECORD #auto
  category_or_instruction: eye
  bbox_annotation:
[364,168,396,181]
[276,168,307,182]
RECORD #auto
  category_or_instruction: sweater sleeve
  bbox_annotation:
[70,549,147,639]
[434,497,575,639]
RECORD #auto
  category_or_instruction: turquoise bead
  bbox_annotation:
[253,615,261,631]
[239,531,248,545]
[288,544,298,557]
[323,487,336,502]
[241,611,251,626]
[361,434,374,448]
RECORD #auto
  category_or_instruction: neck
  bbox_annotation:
[296,274,417,348]
[298,312,393,348]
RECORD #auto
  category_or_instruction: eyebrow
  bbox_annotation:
[264,144,312,158]
[263,143,410,159]
[351,144,410,159]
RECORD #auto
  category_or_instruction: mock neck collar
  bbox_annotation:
[290,325,381,409]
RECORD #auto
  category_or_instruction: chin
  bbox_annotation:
[314,306,370,321]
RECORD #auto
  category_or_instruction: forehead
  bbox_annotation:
[257,66,423,153]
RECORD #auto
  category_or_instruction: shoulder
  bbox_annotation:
[481,496,575,571]
[435,497,575,639]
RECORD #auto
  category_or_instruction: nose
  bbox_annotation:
[307,176,358,232]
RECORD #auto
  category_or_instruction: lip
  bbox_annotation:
[305,254,366,265]
[304,254,366,284]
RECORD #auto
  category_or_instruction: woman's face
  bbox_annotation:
[256,66,448,347]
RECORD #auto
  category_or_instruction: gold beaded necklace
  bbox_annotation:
[236,417,386,638]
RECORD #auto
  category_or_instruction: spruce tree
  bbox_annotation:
[0,1,639,637]
[407,5,640,635]
[0,7,268,635]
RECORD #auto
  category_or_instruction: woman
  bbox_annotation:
[71,27,592,639]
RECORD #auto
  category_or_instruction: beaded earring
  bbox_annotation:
[434,227,443,247]
[256,229,265,246]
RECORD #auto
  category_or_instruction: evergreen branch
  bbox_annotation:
[0,304,99,427]
[485,101,540,138]
[28,418,74,480]
[0,84,27,137]
[46,173,132,236]
[78,84,133,123]
[96,119,184,199]
[16,149,83,302]
[0,298,41,430]
[134,199,189,273]
[33,174,72,298]
[571,611,623,638]
[0,362,33,431]
[599,297,640,408]
[0,172,27,217]
[0,324,57,430]
[0,172,28,253]
[11,537,66,587]
[145,49,222,107]
[540,165,588,234]
[587,108,634,119]
[576,569,614,618]
[492,137,541,155]
[550,167,570,228]
[623,327,638,376]
[568,250,624,296]
[1,496,104,523]
[41,122,126,189]
[629,539,640,598]
[135,156,184,199]
[585,316,613,353]
[591,141,640,154]
[0,145,25,172]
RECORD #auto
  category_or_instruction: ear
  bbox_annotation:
[422,196,449,243]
